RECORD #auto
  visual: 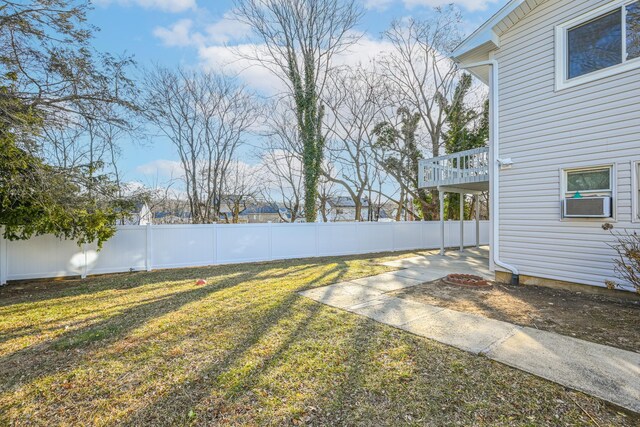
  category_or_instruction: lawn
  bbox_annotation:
[0,252,635,426]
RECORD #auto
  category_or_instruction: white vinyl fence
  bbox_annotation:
[0,221,489,284]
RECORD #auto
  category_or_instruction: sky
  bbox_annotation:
[87,0,507,186]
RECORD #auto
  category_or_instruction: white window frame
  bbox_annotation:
[555,0,640,91]
[560,164,616,221]
[633,160,640,222]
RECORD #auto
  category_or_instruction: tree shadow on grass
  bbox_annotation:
[0,260,331,351]
[118,264,349,426]
[0,267,276,393]
[310,316,379,423]
[0,248,405,310]
[0,258,327,310]
[0,290,194,347]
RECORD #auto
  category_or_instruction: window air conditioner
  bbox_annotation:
[563,196,612,218]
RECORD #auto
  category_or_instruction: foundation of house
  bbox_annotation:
[494,271,639,300]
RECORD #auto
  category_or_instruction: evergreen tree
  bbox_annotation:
[0,0,137,246]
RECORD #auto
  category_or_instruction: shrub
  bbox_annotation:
[605,225,640,294]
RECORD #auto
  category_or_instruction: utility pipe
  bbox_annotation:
[475,195,480,249]
[439,189,445,255]
[458,59,519,285]
[459,192,464,252]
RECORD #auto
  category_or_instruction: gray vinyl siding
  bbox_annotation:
[494,0,640,290]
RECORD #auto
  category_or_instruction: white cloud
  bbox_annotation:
[121,181,146,195]
[153,20,406,96]
[136,159,184,178]
[403,0,500,12]
[95,0,196,13]
[197,32,396,95]
[197,43,287,94]
[363,0,395,11]
[335,32,395,67]
[153,19,195,47]
[153,12,251,48]
[204,12,252,44]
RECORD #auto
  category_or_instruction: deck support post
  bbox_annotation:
[460,193,464,252]
[475,195,480,248]
[439,189,445,255]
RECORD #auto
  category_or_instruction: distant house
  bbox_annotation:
[422,0,640,290]
[325,197,393,222]
[325,196,369,222]
[218,201,290,223]
[153,210,192,224]
[241,204,290,223]
[122,202,153,225]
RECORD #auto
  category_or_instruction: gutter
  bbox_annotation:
[457,59,520,285]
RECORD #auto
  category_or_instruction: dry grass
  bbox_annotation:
[0,251,636,426]
[392,279,640,353]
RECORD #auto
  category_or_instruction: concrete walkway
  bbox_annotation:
[299,248,640,413]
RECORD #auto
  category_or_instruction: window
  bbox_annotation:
[556,1,640,89]
[562,165,615,219]
[566,168,611,194]
[568,10,622,79]
[563,166,613,199]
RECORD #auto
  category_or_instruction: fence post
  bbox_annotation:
[0,230,7,285]
[391,221,396,252]
[81,244,88,279]
[268,222,274,261]
[315,222,320,258]
[475,196,480,248]
[212,223,217,265]
[460,193,465,252]
[146,224,153,272]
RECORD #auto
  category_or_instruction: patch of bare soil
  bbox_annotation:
[392,280,640,353]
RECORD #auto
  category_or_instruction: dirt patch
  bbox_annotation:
[392,280,640,353]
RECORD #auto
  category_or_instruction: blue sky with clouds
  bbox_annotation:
[88,0,507,185]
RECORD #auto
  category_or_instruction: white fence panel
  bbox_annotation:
[357,223,394,253]
[152,224,215,269]
[271,224,316,260]
[392,222,424,251]
[6,234,83,280]
[421,222,441,248]
[216,224,271,264]
[0,221,491,283]
[318,223,359,256]
[89,226,147,275]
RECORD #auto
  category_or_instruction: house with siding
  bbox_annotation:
[421,0,640,291]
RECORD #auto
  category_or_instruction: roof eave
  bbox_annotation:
[451,0,545,65]
[451,29,500,62]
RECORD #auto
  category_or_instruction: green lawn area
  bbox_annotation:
[0,252,635,426]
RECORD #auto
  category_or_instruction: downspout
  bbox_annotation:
[459,59,520,285]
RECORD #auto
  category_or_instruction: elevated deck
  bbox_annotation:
[418,147,489,192]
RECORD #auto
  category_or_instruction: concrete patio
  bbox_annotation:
[299,247,640,413]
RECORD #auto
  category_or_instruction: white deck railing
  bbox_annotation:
[418,147,489,189]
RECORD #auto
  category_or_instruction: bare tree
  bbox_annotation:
[323,65,389,221]
[143,67,259,223]
[221,161,260,223]
[379,7,464,158]
[260,109,306,222]
[377,8,471,219]
[234,0,363,222]
[317,171,338,222]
